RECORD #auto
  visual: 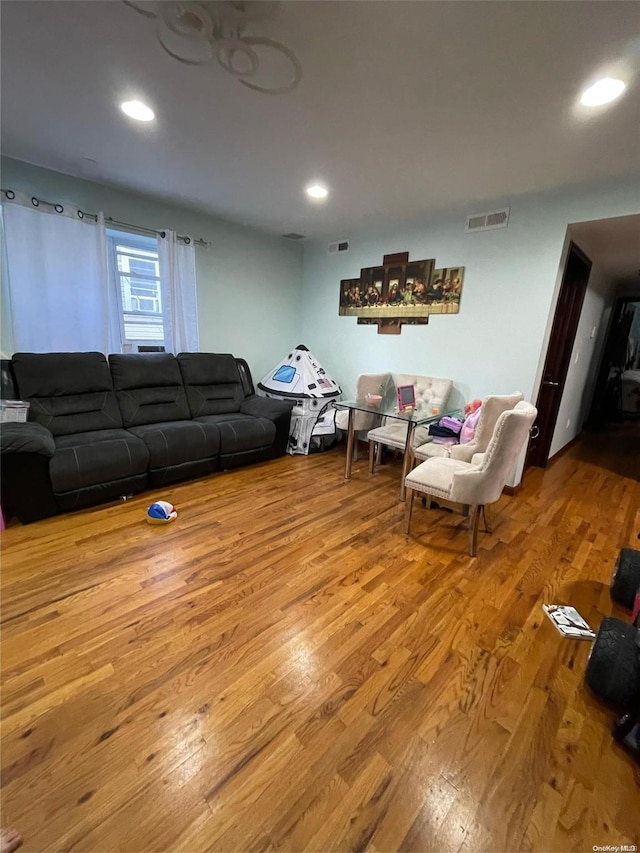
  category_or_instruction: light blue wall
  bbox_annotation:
[300,177,640,431]
[0,156,303,382]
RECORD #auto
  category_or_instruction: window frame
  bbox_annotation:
[107,229,165,351]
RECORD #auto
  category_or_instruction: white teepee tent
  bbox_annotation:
[258,344,341,454]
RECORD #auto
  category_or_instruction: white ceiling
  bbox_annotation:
[2,1,639,238]
[571,214,640,282]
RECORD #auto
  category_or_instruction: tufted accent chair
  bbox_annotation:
[334,372,391,460]
[404,401,537,556]
[412,391,524,463]
[367,373,453,464]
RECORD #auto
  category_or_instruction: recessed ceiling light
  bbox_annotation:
[120,100,155,122]
[580,77,626,107]
[306,184,329,200]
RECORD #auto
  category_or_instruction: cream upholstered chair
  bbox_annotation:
[334,372,391,461]
[412,391,524,464]
[405,401,537,556]
[367,374,453,472]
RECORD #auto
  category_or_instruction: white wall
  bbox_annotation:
[0,157,303,382]
[549,262,617,458]
[301,176,640,466]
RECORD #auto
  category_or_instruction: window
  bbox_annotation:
[108,230,165,349]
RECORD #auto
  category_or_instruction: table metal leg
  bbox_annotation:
[344,408,355,480]
[399,421,416,501]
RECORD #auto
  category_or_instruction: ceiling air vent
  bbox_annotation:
[328,240,349,255]
[282,232,306,240]
[465,207,510,233]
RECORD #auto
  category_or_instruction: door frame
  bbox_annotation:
[526,240,592,469]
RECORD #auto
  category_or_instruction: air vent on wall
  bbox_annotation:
[328,240,349,255]
[282,232,306,240]
[465,207,510,233]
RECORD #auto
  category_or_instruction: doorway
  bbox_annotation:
[527,242,592,468]
[589,296,640,426]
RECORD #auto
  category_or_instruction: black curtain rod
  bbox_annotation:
[1,189,210,247]
[106,217,210,247]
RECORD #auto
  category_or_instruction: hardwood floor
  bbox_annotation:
[1,429,639,852]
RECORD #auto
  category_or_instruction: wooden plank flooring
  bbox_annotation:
[1,425,639,852]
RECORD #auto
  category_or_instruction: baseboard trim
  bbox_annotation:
[548,433,581,466]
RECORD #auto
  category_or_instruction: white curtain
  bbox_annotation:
[0,207,15,356]
[1,199,120,353]
[158,230,199,353]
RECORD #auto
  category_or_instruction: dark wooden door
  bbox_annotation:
[526,242,592,468]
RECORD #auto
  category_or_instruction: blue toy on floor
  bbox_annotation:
[146,500,178,525]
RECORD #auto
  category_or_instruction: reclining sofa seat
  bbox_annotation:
[177,352,290,465]
[11,352,150,514]
[109,352,221,486]
[178,352,294,460]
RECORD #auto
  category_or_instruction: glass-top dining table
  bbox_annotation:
[333,393,463,500]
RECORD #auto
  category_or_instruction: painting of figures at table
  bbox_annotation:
[340,258,466,319]
[427,267,465,312]
[360,267,383,306]
[339,279,362,312]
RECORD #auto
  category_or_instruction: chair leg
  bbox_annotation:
[462,504,469,517]
[369,440,376,473]
[376,442,382,466]
[353,439,359,463]
[481,504,492,533]
[406,488,415,533]
[468,504,480,557]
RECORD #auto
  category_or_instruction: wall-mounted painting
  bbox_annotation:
[339,252,464,333]
[427,267,465,312]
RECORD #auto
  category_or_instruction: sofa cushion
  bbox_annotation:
[128,420,220,471]
[12,352,123,436]
[50,429,149,494]
[195,413,275,455]
[109,353,191,427]
[177,353,244,417]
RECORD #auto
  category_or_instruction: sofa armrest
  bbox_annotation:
[1,423,59,523]
[240,395,293,457]
[240,395,294,420]
[1,422,55,457]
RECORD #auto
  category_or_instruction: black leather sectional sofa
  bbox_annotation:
[0,351,293,523]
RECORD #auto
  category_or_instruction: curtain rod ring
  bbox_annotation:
[77,210,84,219]
[54,204,64,214]
[160,230,166,238]
[4,190,15,200]
[31,197,39,207]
